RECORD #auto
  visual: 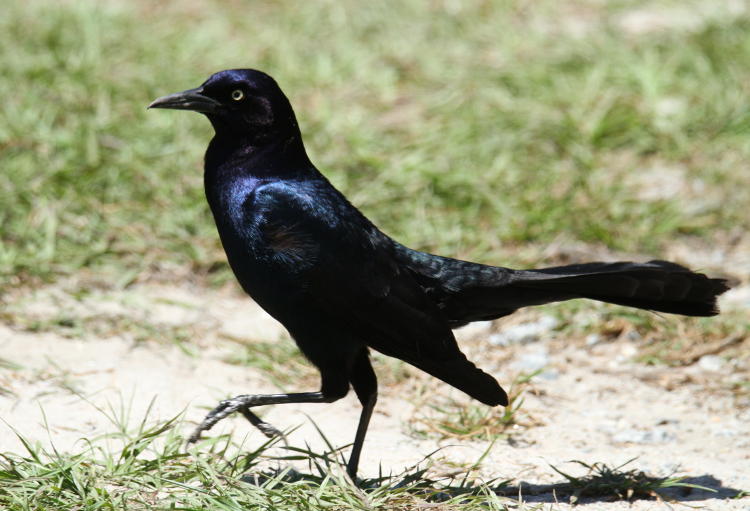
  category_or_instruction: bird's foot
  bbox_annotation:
[188,394,283,444]
[239,407,283,438]
[253,420,283,438]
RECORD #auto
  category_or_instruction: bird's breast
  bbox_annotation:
[205,175,307,306]
[214,176,262,221]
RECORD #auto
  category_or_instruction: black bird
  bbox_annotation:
[149,69,729,480]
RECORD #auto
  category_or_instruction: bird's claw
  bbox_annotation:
[188,394,283,444]
[254,420,283,438]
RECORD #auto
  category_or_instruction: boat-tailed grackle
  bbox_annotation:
[150,69,729,481]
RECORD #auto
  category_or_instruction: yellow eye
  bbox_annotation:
[231,89,244,101]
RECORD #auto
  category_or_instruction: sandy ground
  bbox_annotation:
[3,1,750,508]
[1,272,748,510]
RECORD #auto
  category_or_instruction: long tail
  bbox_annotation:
[510,260,729,317]
[397,246,730,326]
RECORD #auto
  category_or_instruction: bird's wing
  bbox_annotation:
[249,182,507,406]
[250,181,455,360]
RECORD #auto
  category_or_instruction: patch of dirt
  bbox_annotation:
[617,0,747,35]
[521,0,748,40]
[1,280,748,509]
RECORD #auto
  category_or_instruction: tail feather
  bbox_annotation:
[512,260,729,317]
[396,245,730,325]
[412,357,508,406]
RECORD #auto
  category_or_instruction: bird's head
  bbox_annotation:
[149,69,299,143]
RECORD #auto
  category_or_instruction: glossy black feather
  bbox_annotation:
[151,69,729,477]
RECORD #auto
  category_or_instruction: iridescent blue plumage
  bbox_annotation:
[149,69,729,481]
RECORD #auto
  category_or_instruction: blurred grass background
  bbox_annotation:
[1,0,748,290]
[1,3,749,507]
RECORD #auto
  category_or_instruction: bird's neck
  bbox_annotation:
[204,132,313,181]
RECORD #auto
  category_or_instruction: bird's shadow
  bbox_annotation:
[234,432,746,505]
[241,453,747,506]
[497,459,748,505]
[499,474,746,505]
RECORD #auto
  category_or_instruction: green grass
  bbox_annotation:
[0,407,519,511]
[0,407,723,510]
[410,370,539,442]
[2,0,749,289]
[549,459,716,504]
[2,0,748,508]
[224,339,317,390]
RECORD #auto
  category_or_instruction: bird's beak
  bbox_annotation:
[148,87,222,113]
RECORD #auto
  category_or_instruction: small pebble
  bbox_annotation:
[713,428,739,438]
[585,333,601,346]
[489,316,558,346]
[698,355,725,372]
[537,368,559,381]
[619,343,638,357]
[625,330,642,341]
[511,347,550,372]
[612,428,675,444]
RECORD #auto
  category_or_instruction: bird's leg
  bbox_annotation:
[188,391,333,444]
[346,349,378,481]
[238,407,284,439]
